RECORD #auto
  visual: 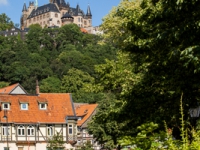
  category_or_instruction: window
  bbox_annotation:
[4,147,9,150]
[47,125,53,136]
[27,126,34,136]
[21,103,28,110]
[2,103,10,110]
[68,124,73,135]
[18,126,25,136]
[40,16,42,20]
[55,13,58,18]
[2,125,10,136]
[78,18,80,22]
[81,18,83,22]
[57,20,60,24]
[39,103,47,110]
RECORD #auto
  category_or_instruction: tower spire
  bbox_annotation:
[22,2,27,12]
[86,4,92,16]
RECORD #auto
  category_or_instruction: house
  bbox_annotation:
[21,0,92,32]
[0,27,29,40]
[0,83,77,150]
[74,103,101,150]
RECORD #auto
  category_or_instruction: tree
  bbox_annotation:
[46,132,65,150]
[40,77,61,93]
[89,0,200,144]
[0,13,13,31]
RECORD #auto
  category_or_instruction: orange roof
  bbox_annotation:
[0,93,75,124]
[80,28,88,33]
[75,104,98,126]
[0,83,19,94]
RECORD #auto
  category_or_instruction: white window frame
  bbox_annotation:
[39,103,47,110]
[18,125,25,136]
[21,103,28,110]
[68,124,73,135]
[27,126,34,136]
[2,125,10,136]
[2,103,10,110]
[47,125,53,136]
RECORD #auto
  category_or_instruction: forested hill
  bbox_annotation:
[0,23,116,103]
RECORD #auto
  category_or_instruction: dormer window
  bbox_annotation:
[39,103,47,110]
[21,103,28,110]
[2,103,10,110]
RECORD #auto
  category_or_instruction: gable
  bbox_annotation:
[10,85,27,94]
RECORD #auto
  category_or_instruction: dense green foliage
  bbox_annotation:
[0,13,13,31]
[87,0,200,149]
[0,23,116,103]
[46,132,65,150]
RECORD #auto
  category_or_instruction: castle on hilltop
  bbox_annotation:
[20,0,92,30]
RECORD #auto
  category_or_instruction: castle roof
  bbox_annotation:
[61,12,73,19]
[86,4,92,16]
[22,3,27,12]
[53,0,68,7]
[27,3,60,19]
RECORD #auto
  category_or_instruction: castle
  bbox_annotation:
[20,0,92,30]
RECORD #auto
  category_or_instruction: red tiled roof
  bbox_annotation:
[75,104,98,126]
[0,83,19,94]
[80,28,88,33]
[0,93,75,124]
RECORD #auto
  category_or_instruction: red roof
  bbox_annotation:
[75,104,98,126]
[0,93,75,124]
[0,83,19,94]
[80,28,88,33]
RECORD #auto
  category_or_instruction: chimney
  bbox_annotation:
[36,80,40,95]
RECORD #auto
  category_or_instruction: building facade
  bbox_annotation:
[74,103,101,150]
[0,83,77,150]
[21,0,92,29]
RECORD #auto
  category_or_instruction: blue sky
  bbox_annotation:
[0,0,121,26]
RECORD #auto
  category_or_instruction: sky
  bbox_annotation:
[0,0,121,26]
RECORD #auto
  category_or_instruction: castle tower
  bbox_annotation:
[21,2,28,29]
[61,12,74,25]
[86,4,92,19]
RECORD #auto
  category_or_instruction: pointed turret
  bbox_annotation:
[86,4,92,16]
[75,4,81,15]
[66,1,70,7]
[22,3,27,12]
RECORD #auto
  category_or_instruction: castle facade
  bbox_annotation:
[20,0,92,29]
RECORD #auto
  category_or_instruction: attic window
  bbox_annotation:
[39,103,47,110]
[21,103,28,110]
[2,103,10,110]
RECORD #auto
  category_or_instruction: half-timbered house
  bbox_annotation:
[0,83,77,150]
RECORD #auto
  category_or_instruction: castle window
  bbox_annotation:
[81,18,83,22]
[84,21,87,25]
[37,17,39,21]
[57,20,60,24]
[43,14,45,19]
[40,15,42,20]
[55,13,58,18]
[33,17,36,22]
[78,18,80,22]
